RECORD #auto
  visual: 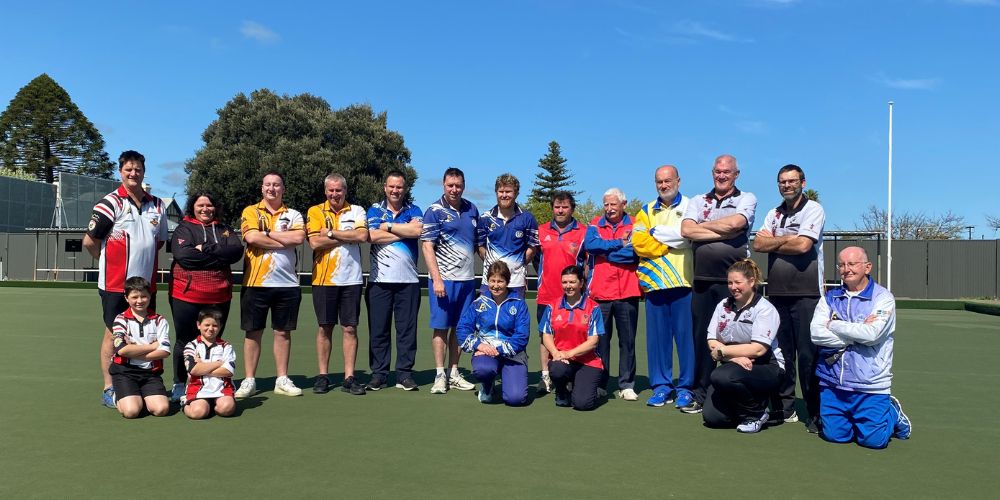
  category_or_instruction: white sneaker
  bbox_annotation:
[234,378,256,399]
[536,374,553,394]
[274,376,303,397]
[618,388,639,401]
[449,372,476,391]
[784,412,800,423]
[737,411,769,434]
[478,383,494,403]
[431,373,448,394]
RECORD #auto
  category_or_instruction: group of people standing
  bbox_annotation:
[86,150,911,448]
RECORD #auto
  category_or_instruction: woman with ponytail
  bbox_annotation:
[702,259,783,433]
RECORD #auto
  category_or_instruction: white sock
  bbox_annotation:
[450,367,461,377]
[542,371,549,377]
[244,377,256,384]
[436,367,446,376]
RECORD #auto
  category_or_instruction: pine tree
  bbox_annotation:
[529,141,577,204]
[0,74,114,182]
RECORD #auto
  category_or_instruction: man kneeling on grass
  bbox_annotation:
[810,246,911,448]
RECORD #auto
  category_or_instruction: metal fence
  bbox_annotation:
[2,231,998,299]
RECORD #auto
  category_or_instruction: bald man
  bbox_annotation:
[631,165,695,408]
[810,246,911,449]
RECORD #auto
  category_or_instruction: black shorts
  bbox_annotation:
[99,289,158,329]
[109,363,167,399]
[240,287,302,332]
[312,285,362,327]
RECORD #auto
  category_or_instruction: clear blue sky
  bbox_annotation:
[3,1,998,236]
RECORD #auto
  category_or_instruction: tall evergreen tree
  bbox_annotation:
[185,89,415,227]
[529,140,576,204]
[0,74,114,182]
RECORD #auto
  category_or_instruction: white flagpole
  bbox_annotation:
[887,101,894,292]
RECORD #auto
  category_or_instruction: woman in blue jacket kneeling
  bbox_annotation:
[457,261,531,406]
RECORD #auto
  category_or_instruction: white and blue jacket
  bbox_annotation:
[810,277,896,394]
[457,294,531,363]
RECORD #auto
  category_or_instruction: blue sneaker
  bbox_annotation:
[102,388,116,409]
[169,383,185,403]
[890,396,911,440]
[674,391,694,409]
[646,390,674,407]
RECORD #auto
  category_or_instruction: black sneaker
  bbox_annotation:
[394,378,418,391]
[313,375,331,394]
[679,401,703,414]
[342,376,366,395]
[367,375,387,391]
[806,417,821,434]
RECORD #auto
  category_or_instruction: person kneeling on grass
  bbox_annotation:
[809,246,911,449]
[456,261,530,406]
[182,307,236,419]
[539,265,606,411]
[702,259,783,433]
[109,276,171,419]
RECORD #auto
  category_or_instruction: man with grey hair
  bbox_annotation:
[306,173,370,395]
[810,246,910,448]
[584,187,642,400]
[680,154,757,413]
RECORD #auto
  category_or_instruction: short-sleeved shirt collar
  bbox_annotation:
[254,200,288,216]
[595,213,633,228]
[704,187,743,205]
[489,203,525,218]
[775,194,808,217]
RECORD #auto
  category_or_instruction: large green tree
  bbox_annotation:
[529,140,576,204]
[0,74,114,182]
[185,89,414,227]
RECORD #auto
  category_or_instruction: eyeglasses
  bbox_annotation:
[777,179,802,185]
[835,262,870,270]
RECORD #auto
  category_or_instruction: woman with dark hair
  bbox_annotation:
[702,258,783,433]
[168,192,243,402]
[456,261,531,406]
[539,265,606,411]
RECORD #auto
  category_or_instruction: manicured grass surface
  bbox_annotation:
[1,287,997,499]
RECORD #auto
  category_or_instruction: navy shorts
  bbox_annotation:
[312,285,362,327]
[240,286,302,332]
[109,363,167,399]
[428,279,476,329]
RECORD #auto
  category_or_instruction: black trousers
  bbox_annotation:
[366,282,420,379]
[597,298,639,390]
[549,360,602,411]
[703,362,782,428]
[769,295,820,422]
[169,297,231,385]
[691,280,730,402]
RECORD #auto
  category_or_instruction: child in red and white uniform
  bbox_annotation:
[183,308,237,419]
[109,276,171,419]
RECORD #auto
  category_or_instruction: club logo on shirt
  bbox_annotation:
[177,238,186,245]
[476,301,489,312]
[515,230,523,238]
[544,235,552,242]
[88,219,97,231]
[150,218,158,227]
[508,305,517,315]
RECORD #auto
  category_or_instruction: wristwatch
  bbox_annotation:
[326,229,334,238]
[387,222,394,233]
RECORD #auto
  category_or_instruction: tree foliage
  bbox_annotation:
[529,141,576,204]
[803,189,820,203]
[986,214,1000,233]
[526,195,644,226]
[856,205,965,239]
[0,74,114,182]
[185,89,414,227]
